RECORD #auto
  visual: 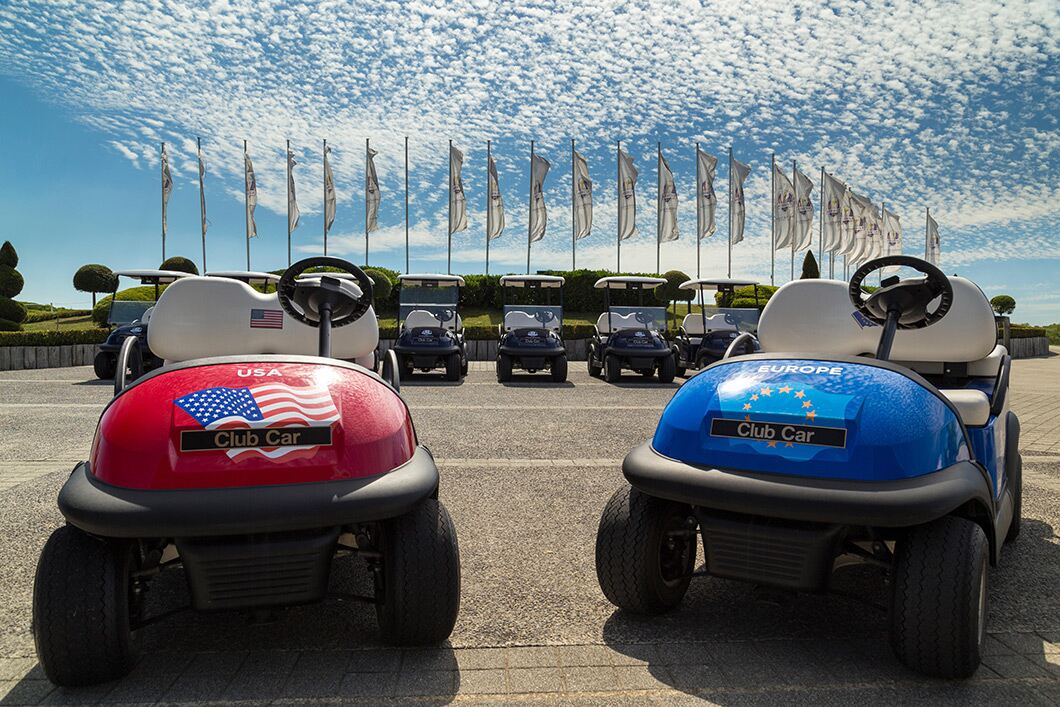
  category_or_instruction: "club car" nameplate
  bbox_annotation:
[180,426,333,452]
[710,418,847,448]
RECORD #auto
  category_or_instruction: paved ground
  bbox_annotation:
[0,354,1057,705]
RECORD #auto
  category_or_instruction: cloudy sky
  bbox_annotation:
[0,0,1057,322]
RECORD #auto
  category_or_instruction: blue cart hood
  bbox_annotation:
[653,358,969,481]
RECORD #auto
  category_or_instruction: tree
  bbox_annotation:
[990,295,1015,316]
[800,251,820,279]
[655,270,692,305]
[73,264,119,306]
[363,268,392,304]
[159,256,199,275]
[0,241,23,331]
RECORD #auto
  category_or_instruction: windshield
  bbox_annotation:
[503,304,562,329]
[689,306,760,333]
[606,305,668,332]
[399,285,459,306]
[108,300,154,326]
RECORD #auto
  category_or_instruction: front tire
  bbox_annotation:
[1006,454,1022,542]
[444,353,461,381]
[33,526,140,686]
[93,352,116,380]
[550,355,568,383]
[604,355,622,383]
[890,516,989,679]
[595,485,696,614]
[376,499,461,645]
[496,353,513,382]
[657,354,677,383]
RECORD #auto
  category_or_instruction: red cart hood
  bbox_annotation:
[90,361,416,490]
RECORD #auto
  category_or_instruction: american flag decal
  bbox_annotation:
[250,309,284,329]
[175,384,339,462]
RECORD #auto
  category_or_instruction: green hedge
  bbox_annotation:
[1008,325,1047,340]
[0,297,27,324]
[92,286,164,326]
[378,323,599,341]
[24,308,91,324]
[0,329,110,347]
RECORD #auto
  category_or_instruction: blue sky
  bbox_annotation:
[0,0,1057,323]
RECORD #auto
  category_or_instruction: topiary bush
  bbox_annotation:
[363,268,392,305]
[0,319,20,332]
[0,265,23,299]
[800,251,820,279]
[159,256,199,275]
[0,241,17,268]
[0,297,27,324]
[657,270,693,305]
[990,295,1015,316]
[73,264,119,306]
[718,284,778,309]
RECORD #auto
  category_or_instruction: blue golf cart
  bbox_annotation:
[496,274,567,383]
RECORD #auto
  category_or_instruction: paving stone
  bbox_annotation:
[982,633,1017,656]
[982,653,1052,678]
[506,646,560,668]
[0,679,54,705]
[554,644,615,667]
[993,631,1048,654]
[606,643,657,666]
[391,669,458,697]
[344,649,401,673]
[560,665,622,692]
[456,668,508,695]
[336,671,396,699]
[452,647,509,670]
[397,648,458,672]
[291,649,351,674]
[507,667,565,693]
[667,661,729,690]
[651,641,721,665]
[0,658,37,681]
[614,664,672,691]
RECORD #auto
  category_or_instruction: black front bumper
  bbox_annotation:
[59,445,439,538]
[623,442,993,528]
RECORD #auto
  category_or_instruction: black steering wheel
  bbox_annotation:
[533,310,556,325]
[277,257,374,328]
[723,312,738,326]
[849,255,953,330]
[634,311,655,325]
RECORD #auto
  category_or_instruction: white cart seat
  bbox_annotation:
[147,277,379,363]
[681,312,730,336]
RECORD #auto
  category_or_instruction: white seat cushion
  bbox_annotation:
[403,309,462,331]
[940,389,990,426]
[505,310,547,331]
[596,312,644,335]
[140,306,154,325]
[681,312,730,336]
[758,278,997,363]
[147,277,378,363]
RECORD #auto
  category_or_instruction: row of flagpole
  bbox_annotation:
[159,139,943,278]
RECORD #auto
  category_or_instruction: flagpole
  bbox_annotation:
[527,140,534,275]
[244,139,250,270]
[160,142,166,263]
[616,140,621,273]
[727,146,732,278]
[486,139,491,276]
[322,138,328,257]
[198,138,206,272]
[695,143,701,279]
[448,139,453,275]
[571,138,576,271]
[770,152,775,285]
[818,165,824,277]
[791,159,796,281]
[656,141,662,275]
[365,137,370,266]
[404,136,409,273]
[286,139,292,268]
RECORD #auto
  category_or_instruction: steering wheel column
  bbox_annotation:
[276,257,375,358]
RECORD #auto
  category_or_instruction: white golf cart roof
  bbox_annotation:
[679,278,759,291]
[206,270,281,285]
[500,274,565,288]
[399,273,465,287]
[594,276,667,290]
[113,269,195,285]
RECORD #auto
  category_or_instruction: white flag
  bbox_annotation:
[658,151,679,243]
[244,148,257,239]
[730,156,750,245]
[793,167,814,252]
[487,153,505,241]
[365,147,380,233]
[696,148,717,240]
[287,148,300,234]
[617,148,638,241]
[821,171,847,253]
[845,192,873,263]
[772,162,795,250]
[926,212,941,265]
[865,203,883,262]
[196,144,207,237]
[572,150,592,240]
[161,144,173,239]
[529,152,550,242]
[323,144,336,236]
[449,143,467,235]
[882,208,902,274]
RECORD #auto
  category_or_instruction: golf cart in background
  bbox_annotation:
[391,274,468,381]
[672,278,762,376]
[587,276,677,384]
[496,274,567,383]
[93,269,195,380]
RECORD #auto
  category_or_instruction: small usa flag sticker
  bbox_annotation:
[250,309,284,329]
